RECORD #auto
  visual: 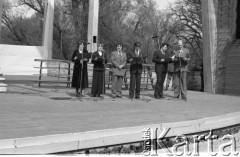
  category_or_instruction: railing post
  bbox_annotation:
[67,62,71,88]
[39,61,43,87]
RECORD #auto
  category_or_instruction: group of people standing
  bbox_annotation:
[71,39,190,101]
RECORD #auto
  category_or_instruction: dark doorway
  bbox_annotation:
[236,1,240,39]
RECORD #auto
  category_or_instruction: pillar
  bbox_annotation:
[201,0,218,93]
[42,0,54,59]
[87,0,99,53]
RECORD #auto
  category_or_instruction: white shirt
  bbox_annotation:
[98,51,102,56]
[179,49,183,57]
[161,49,165,55]
[118,51,122,56]
[135,50,139,56]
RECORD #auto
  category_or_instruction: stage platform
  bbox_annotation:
[1,75,240,141]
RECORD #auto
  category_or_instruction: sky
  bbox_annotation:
[154,0,176,10]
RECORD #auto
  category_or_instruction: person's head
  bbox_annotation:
[178,40,184,49]
[78,41,85,51]
[116,43,123,52]
[134,42,141,51]
[97,43,104,52]
[160,43,169,52]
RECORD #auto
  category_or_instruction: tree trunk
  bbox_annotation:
[72,0,81,45]
[0,0,3,43]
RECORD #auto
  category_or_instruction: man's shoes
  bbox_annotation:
[135,95,140,99]
[182,97,187,102]
[155,96,165,99]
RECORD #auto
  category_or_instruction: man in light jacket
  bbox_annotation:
[111,43,127,98]
[173,40,190,101]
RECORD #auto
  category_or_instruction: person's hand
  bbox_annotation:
[83,58,88,61]
[129,58,133,62]
[74,56,78,60]
[80,60,83,64]
[119,65,123,69]
[181,57,187,61]
[94,57,98,61]
[161,59,165,62]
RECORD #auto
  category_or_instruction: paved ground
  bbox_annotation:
[1,75,240,140]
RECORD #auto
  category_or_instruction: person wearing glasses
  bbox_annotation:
[172,40,190,101]
[111,43,127,98]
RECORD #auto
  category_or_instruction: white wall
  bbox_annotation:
[0,0,54,76]
[0,44,47,75]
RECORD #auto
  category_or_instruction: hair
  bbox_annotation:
[134,42,141,48]
[97,43,104,46]
[116,43,123,47]
[78,41,85,48]
[160,43,169,48]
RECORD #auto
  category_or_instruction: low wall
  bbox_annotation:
[0,111,239,154]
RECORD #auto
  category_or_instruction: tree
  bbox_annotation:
[1,0,75,59]
[1,0,182,63]
[170,0,203,67]
[1,0,42,45]
[98,0,175,63]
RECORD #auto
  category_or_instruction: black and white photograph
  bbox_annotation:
[0,0,240,156]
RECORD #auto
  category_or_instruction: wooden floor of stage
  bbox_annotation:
[1,75,240,140]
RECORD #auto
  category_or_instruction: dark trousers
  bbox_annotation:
[174,71,187,99]
[154,70,167,98]
[129,72,142,98]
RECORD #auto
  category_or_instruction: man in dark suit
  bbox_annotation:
[111,43,127,98]
[152,43,173,99]
[173,40,190,101]
[127,42,145,99]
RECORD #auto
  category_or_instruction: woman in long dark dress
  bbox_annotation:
[91,43,107,97]
[71,42,89,95]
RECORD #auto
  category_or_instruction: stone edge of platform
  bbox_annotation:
[0,111,240,154]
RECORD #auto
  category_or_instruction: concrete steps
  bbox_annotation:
[0,68,7,92]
